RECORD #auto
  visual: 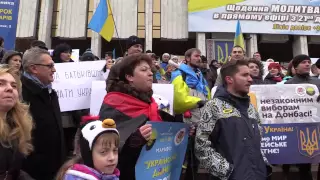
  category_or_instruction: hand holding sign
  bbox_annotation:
[140,124,153,141]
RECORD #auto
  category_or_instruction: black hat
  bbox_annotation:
[292,54,311,68]
[126,35,142,50]
[80,118,119,168]
[80,48,95,61]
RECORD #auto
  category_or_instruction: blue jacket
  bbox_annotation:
[64,164,120,180]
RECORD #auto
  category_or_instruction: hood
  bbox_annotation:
[214,86,250,112]
[1,50,22,64]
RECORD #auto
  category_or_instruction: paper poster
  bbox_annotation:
[250,84,320,164]
[52,60,105,112]
[135,122,189,180]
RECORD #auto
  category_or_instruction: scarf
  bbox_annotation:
[103,92,162,121]
[23,72,52,90]
[179,63,208,96]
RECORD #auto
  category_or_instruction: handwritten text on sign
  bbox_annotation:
[52,60,105,112]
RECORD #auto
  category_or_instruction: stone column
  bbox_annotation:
[145,0,153,51]
[246,34,258,58]
[38,0,54,49]
[292,35,308,56]
[196,32,206,56]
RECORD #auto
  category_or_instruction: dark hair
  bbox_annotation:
[221,59,249,86]
[185,48,201,59]
[118,53,152,82]
[286,60,294,77]
[248,58,264,78]
[52,43,72,63]
[253,52,260,55]
[201,55,207,63]
[31,40,47,50]
[0,37,4,45]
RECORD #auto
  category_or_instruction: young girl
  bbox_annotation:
[56,118,120,180]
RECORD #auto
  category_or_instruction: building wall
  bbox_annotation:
[14,0,314,60]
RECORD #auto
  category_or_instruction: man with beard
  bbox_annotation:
[170,48,210,180]
[195,60,268,180]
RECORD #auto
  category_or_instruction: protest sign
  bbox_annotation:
[188,0,320,35]
[135,122,189,180]
[89,81,174,115]
[250,84,320,164]
[52,61,105,112]
[0,0,19,50]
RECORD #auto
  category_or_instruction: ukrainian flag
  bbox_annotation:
[233,20,245,49]
[88,0,114,42]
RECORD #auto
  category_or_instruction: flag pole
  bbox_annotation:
[107,0,124,56]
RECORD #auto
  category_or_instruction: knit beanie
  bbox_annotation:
[292,54,311,68]
[126,36,142,50]
[81,48,95,61]
[79,118,119,168]
[268,62,281,71]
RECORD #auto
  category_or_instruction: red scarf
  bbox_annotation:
[103,92,162,122]
[272,76,283,82]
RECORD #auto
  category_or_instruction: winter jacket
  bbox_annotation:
[0,140,31,180]
[171,63,210,113]
[99,81,175,180]
[64,164,119,180]
[252,76,264,85]
[21,75,66,180]
[285,74,320,91]
[263,73,284,84]
[278,76,292,84]
[195,86,267,180]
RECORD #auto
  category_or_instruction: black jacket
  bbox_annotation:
[285,74,320,90]
[252,76,264,85]
[195,86,267,180]
[263,73,284,84]
[99,84,175,180]
[0,141,23,180]
[21,76,66,180]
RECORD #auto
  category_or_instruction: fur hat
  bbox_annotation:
[292,54,311,68]
[80,118,119,168]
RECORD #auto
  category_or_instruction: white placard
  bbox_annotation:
[89,82,174,116]
[52,61,105,112]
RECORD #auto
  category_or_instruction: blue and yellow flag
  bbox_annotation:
[233,20,245,49]
[88,0,114,42]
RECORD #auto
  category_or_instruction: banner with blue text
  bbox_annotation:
[250,84,320,164]
[135,122,189,180]
[189,0,320,35]
[0,0,19,50]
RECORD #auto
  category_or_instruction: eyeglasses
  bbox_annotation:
[33,64,55,69]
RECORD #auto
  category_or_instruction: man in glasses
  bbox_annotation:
[20,48,66,180]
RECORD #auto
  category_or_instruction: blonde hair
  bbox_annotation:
[0,65,33,155]
[55,131,119,180]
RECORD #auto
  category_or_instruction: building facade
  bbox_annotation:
[14,0,320,62]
